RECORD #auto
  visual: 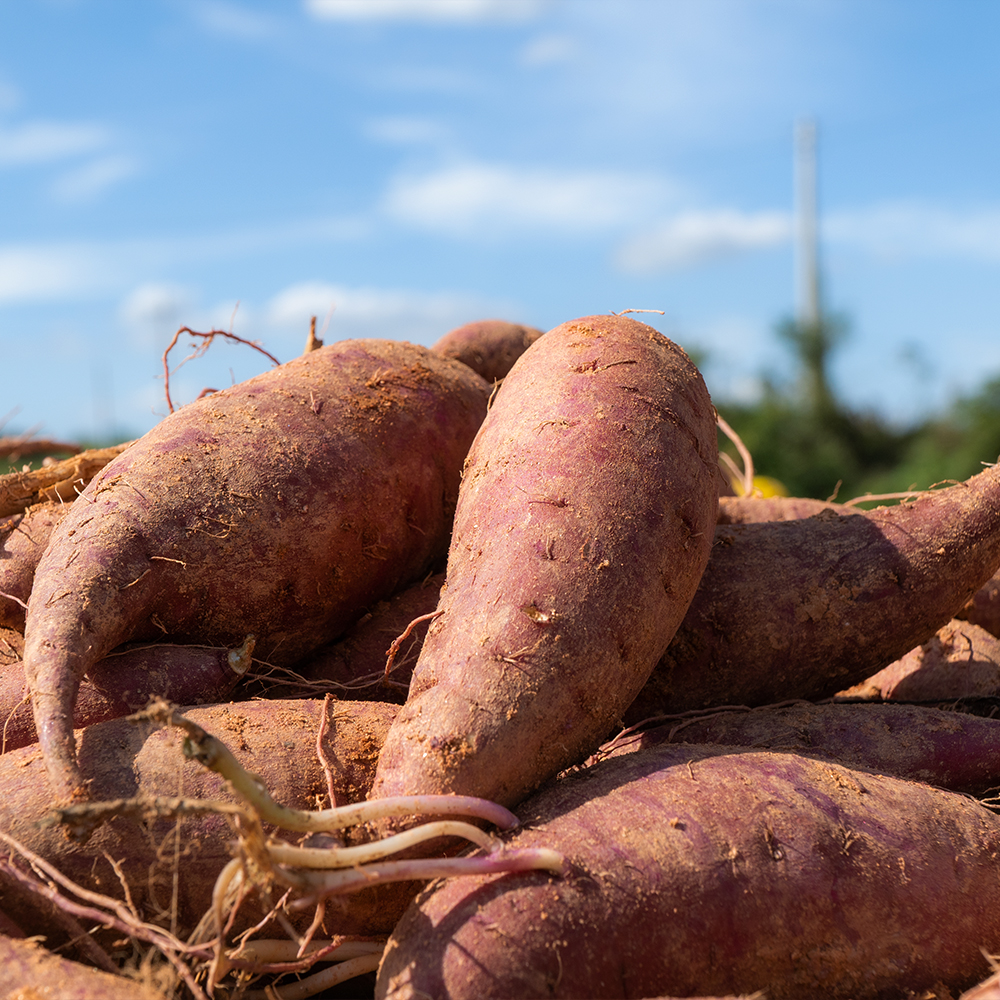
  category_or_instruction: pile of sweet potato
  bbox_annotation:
[3,314,1000,1000]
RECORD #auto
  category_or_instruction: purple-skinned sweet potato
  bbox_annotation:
[839,618,1000,701]
[21,339,489,802]
[0,698,406,945]
[276,571,446,704]
[376,744,1000,1000]
[604,699,1000,796]
[0,637,252,753]
[0,500,71,631]
[625,468,1000,724]
[432,319,544,383]
[371,314,719,812]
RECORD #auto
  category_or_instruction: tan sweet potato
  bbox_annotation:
[0,934,168,1000]
[22,339,489,801]
[626,468,1000,724]
[371,314,719,812]
[432,319,544,383]
[958,567,1000,637]
[376,745,1000,999]
[716,493,843,523]
[0,699,405,946]
[839,618,1000,701]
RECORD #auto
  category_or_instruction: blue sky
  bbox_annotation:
[2,0,1000,442]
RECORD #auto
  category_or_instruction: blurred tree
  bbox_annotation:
[717,314,921,501]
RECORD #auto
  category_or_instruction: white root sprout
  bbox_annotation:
[35,699,565,998]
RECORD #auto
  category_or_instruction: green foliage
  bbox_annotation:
[716,316,1000,501]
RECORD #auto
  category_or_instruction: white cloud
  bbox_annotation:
[616,210,793,273]
[50,154,138,203]
[305,0,543,23]
[0,215,366,307]
[0,244,110,302]
[265,280,494,343]
[119,282,197,349]
[364,115,447,145]
[520,34,577,67]
[383,162,675,236]
[0,81,20,112]
[120,283,193,328]
[193,1,284,40]
[0,120,109,166]
[826,202,1000,263]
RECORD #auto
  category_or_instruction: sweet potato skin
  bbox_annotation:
[22,339,489,800]
[372,315,719,810]
[0,639,248,753]
[377,746,1000,1000]
[0,500,70,631]
[716,493,842,524]
[284,571,445,703]
[432,319,544,383]
[841,618,1000,701]
[627,469,1000,723]
[0,934,167,1000]
[0,699,405,943]
[608,700,1000,796]
[959,567,1000,637]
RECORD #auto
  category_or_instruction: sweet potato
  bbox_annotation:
[607,699,1000,796]
[376,745,1000,999]
[626,467,1000,724]
[432,319,544,383]
[0,500,70,630]
[279,571,445,703]
[0,934,167,1000]
[22,339,489,801]
[0,637,251,753]
[0,698,405,944]
[839,618,1000,701]
[371,314,719,811]
[959,567,1000,637]
[0,625,20,667]
[716,493,842,523]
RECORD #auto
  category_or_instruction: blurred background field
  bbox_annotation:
[3,0,1000,499]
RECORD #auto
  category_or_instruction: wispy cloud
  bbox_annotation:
[0,120,110,166]
[0,81,19,112]
[826,202,1000,263]
[193,1,285,40]
[0,216,367,307]
[119,282,203,351]
[384,162,676,236]
[305,0,544,24]
[120,282,194,327]
[0,243,113,302]
[520,34,577,67]
[364,115,447,145]
[616,210,793,272]
[265,280,492,342]
[50,154,139,203]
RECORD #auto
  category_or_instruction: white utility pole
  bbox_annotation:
[795,119,820,329]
